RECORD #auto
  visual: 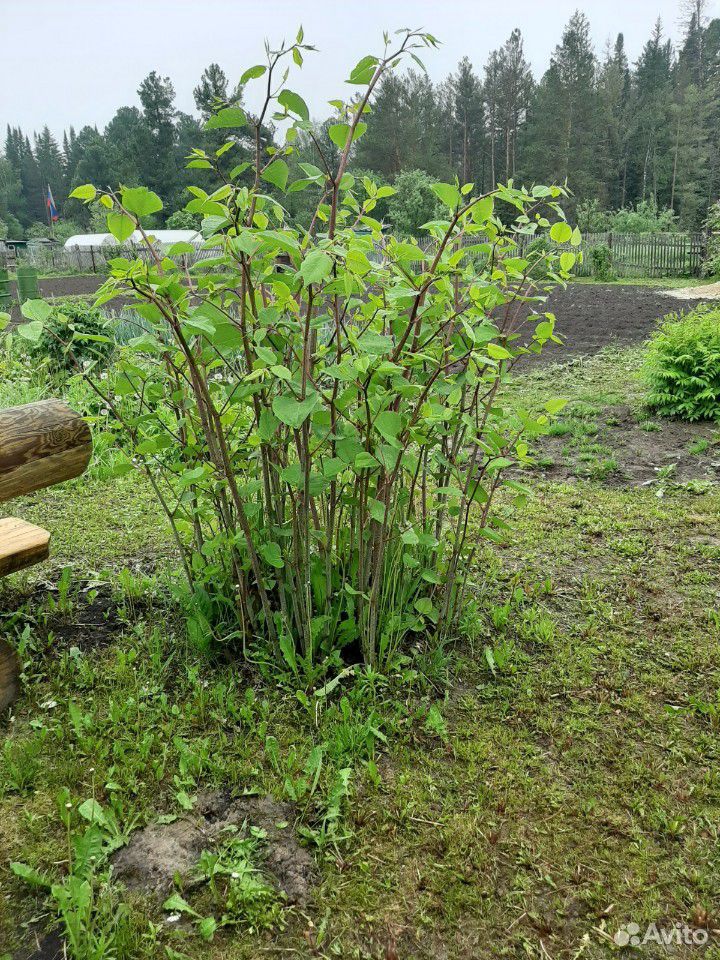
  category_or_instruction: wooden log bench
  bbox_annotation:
[0,400,91,711]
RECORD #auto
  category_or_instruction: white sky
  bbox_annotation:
[0,0,715,140]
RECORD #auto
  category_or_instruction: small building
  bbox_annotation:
[63,230,202,252]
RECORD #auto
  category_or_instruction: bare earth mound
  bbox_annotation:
[663,281,720,300]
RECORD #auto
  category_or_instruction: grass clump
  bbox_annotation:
[644,306,720,421]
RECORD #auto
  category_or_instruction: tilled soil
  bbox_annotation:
[526,283,717,363]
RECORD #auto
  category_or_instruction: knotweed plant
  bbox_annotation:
[23,30,578,667]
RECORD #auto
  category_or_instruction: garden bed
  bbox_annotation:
[527,283,716,363]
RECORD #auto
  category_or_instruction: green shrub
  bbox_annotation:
[26,31,575,670]
[25,300,114,371]
[644,306,720,420]
[702,200,720,277]
[589,243,614,281]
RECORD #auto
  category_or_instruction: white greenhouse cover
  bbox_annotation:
[64,230,201,250]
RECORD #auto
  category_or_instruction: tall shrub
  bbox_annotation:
[21,31,577,667]
[644,306,720,420]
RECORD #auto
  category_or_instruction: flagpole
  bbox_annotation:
[46,185,55,240]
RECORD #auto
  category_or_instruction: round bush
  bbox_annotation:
[27,301,114,371]
[644,306,720,420]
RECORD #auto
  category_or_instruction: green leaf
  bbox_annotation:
[184,315,216,337]
[367,498,386,523]
[163,893,200,918]
[354,451,379,470]
[198,917,218,942]
[240,65,267,83]
[167,241,196,256]
[328,123,350,149]
[559,251,576,272]
[277,89,309,121]
[272,392,319,429]
[545,397,568,415]
[299,250,333,286]
[260,542,284,569]
[121,186,163,218]
[261,159,289,192]
[11,862,49,888]
[17,321,44,343]
[432,182,461,209]
[69,184,96,202]
[348,55,378,85]
[20,299,52,323]
[346,249,371,276]
[550,221,573,244]
[77,798,109,828]
[107,212,135,243]
[205,106,246,130]
[486,343,512,360]
[471,196,494,223]
[375,410,403,443]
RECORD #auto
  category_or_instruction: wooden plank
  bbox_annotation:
[0,399,91,503]
[0,638,20,712]
[0,517,50,578]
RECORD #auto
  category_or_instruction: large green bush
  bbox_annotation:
[22,30,576,669]
[644,306,720,420]
[24,300,114,372]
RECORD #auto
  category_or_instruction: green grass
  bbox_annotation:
[2,344,720,958]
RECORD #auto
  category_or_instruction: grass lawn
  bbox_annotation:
[1,347,719,959]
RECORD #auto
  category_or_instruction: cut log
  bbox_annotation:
[0,399,92,503]
[0,517,50,578]
[0,638,20,713]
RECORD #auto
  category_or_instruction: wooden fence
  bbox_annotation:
[570,232,707,278]
[1,230,709,279]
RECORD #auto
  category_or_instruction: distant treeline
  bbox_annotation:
[1,2,718,240]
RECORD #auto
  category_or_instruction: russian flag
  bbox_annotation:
[46,185,58,222]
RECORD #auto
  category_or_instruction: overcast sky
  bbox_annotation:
[1,0,715,141]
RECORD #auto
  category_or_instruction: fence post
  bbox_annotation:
[90,246,96,274]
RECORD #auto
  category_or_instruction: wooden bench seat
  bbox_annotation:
[0,399,91,712]
[0,517,50,579]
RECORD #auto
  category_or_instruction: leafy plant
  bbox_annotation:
[11,791,132,960]
[28,30,575,670]
[589,243,614,281]
[644,306,720,420]
[20,299,114,372]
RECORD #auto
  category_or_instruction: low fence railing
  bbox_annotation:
[1,230,709,280]
[568,232,706,278]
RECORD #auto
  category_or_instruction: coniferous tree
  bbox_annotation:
[449,57,485,185]
[495,30,533,184]
[137,71,178,204]
[522,12,601,210]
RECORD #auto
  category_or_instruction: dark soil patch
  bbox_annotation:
[524,283,717,363]
[112,790,314,906]
[531,403,719,486]
[39,275,106,299]
[0,581,152,653]
[12,929,64,960]
[7,274,132,323]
